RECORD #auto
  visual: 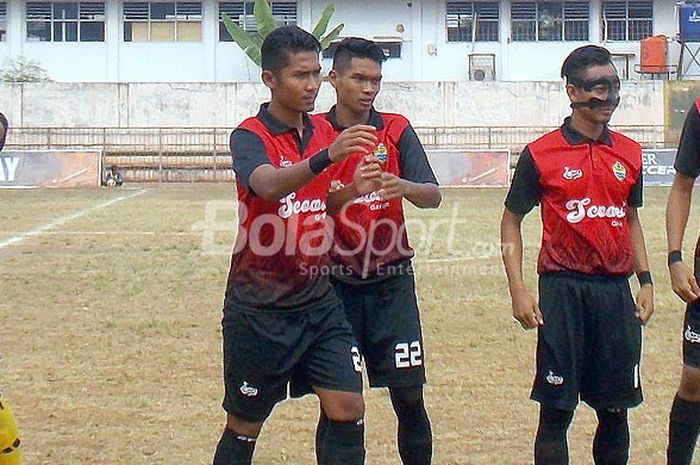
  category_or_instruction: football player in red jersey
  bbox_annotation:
[665,98,700,465]
[214,26,382,465]
[500,45,653,465]
[313,38,441,465]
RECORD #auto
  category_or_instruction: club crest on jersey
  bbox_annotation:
[373,143,387,163]
[612,161,626,181]
[563,166,583,180]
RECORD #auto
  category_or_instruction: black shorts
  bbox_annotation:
[221,299,362,423]
[682,261,700,368]
[331,273,426,388]
[531,273,643,411]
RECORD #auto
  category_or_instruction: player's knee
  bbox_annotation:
[596,408,628,426]
[389,385,424,408]
[679,366,700,401]
[322,395,364,422]
[225,414,264,437]
[538,405,574,437]
[389,385,428,422]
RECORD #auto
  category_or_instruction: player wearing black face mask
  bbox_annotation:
[502,44,652,465]
[567,76,621,110]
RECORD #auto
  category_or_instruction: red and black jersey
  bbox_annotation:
[313,107,438,281]
[674,99,700,258]
[226,104,335,312]
[505,117,643,276]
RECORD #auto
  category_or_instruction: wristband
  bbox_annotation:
[637,271,653,287]
[668,250,683,267]
[309,150,332,174]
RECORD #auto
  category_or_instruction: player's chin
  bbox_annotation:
[300,100,316,113]
[598,106,616,121]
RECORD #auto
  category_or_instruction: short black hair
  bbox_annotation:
[560,45,613,81]
[0,112,7,151]
[260,25,321,73]
[332,37,386,74]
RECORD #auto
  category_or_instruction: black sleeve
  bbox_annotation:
[675,103,700,178]
[504,147,541,215]
[229,129,271,189]
[397,124,439,185]
[627,170,643,208]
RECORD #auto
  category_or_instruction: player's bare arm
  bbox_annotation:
[500,208,543,330]
[628,207,654,324]
[667,172,700,303]
[247,125,377,202]
[377,174,441,209]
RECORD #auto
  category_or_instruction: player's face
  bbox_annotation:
[264,51,322,113]
[567,63,620,125]
[330,57,382,114]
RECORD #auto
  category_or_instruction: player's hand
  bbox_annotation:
[511,288,543,330]
[352,156,382,195]
[328,180,344,194]
[377,173,407,201]
[670,261,700,303]
[328,125,377,163]
[635,284,654,325]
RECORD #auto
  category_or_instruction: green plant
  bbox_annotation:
[1,56,51,82]
[222,0,344,67]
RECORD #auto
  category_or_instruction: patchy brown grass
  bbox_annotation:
[0,185,695,464]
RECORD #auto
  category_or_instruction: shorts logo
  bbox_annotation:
[563,166,583,180]
[351,346,363,373]
[545,371,564,386]
[239,381,259,397]
[685,325,700,344]
[612,161,626,181]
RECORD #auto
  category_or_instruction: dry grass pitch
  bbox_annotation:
[0,185,695,464]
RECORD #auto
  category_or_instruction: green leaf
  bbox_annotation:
[222,13,262,66]
[254,0,276,37]
[320,23,344,49]
[311,4,335,39]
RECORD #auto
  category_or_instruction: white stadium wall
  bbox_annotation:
[0,0,683,83]
[0,80,665,129]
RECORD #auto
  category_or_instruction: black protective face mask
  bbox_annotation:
[567,76,621,110]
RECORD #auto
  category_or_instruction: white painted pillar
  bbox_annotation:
[203,0,217,81]
[106,0,120,81]
[8,0,22,57]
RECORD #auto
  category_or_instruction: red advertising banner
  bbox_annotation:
[0,150,102,188]
[426,149,511,187]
